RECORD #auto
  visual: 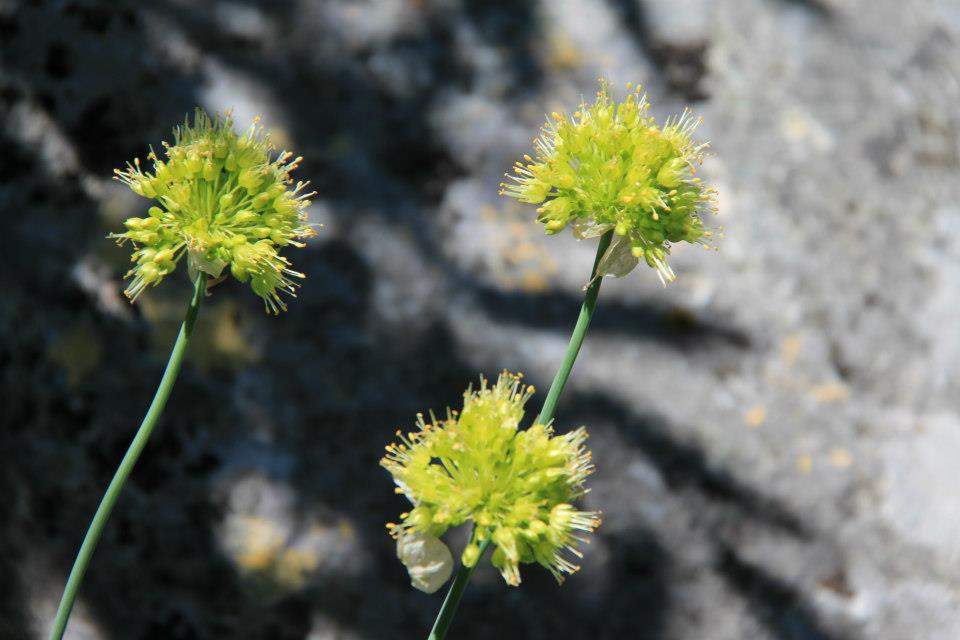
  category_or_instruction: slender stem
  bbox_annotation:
[428,539,491,640]
[49,275,207,640]
[535,230,613,425]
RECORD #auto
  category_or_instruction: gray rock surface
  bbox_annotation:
[2,0,960,639]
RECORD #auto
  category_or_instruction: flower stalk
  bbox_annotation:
[427,537,490,640]
[536,229,612,425]
[49,274,206,640]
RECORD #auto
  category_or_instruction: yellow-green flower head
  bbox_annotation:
[112,109,316,313]
[500,81,719,286]
[381,371,600,587]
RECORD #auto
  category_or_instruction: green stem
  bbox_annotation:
[428,539,491,640]
[49,275,207,640]
[424,230,614,640]
[535,230,613,425]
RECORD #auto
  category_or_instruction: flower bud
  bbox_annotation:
[544,220,566,234]
[202,158,216,181]
[153,248,175,264]
[267,183,285,199]
[185,153,202,175]
[274,197,296,216]
[656,157,686,188]
[239,168,262,190]
[230,261,249,281]
[139,261,160,283]
[252,192,272,209]
[461,543,480,568]
[232,210,257,226]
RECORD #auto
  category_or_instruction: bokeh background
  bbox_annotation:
[2,0,960,638]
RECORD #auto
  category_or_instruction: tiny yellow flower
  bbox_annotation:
[112,109,316,313]
[382,371,600,587]
[501,81,719,285]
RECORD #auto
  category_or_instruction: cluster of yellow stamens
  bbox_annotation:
[500,81,719,285]
[382,371,600,586]
[112,109,316,313]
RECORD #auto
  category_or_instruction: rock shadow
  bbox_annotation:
[717,544,854,640]
[564,392,811,540]
[473,283,751,353]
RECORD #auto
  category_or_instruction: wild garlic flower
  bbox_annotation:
[112,109,316,313]
[382,371,600,587]
[500,82,719,285]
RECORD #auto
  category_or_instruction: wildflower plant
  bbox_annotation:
[49,110,313,640]
[501,81,719,286]
[398,82,719,640]
[382,372,600,588]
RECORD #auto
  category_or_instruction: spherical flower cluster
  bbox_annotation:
[500,82,719,285]
[112,109,316,313]
[382,371,600,587]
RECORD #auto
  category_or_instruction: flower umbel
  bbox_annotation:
[112,109,316,313]
[500,81,719,285]
[381,371,600,587]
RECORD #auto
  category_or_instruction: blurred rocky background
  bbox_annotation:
[2,0,960,638]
